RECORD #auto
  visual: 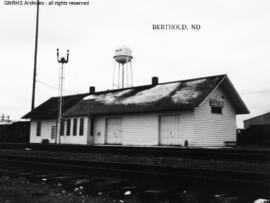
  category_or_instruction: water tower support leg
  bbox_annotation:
[122,64,124,88]
[130,61,133,86]
[126,63,129,86]
[112,61,116,89]
[118,63,120,89]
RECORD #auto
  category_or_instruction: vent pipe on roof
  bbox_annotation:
[89,86,95,94]
[152,76,159,86]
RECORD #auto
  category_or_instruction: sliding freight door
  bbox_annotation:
[106,118,122,144]
[159,114,181,145]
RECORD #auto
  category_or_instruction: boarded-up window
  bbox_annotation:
[73,118,77,136]
[66,119,71,136]
[79,118,84,136]
[211,107,222,114]
[60,120,65,136]
[209,98,223,114]
[36,121,41,137]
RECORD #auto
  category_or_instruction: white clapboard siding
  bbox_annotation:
[29,121,37,143]
[193,87,236,147]
[178,111,195,146]
[92,112,194,146]
[30,120,56,143]
[30,118,88,144]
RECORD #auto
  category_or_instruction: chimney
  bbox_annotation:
[89,86,95,94]
[152,76,159,86]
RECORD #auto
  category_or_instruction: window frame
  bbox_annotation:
[60,120,65,136]
[73,118,77,136]
[211,106,223,114]
[79,118,84,136]
[36,120,41,137]
[51,125,56,139]
[66,119,71,136]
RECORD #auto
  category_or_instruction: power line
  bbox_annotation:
[36,79,80,94]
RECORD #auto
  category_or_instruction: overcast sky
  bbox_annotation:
[0,0,269,127]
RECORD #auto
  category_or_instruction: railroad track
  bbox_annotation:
[0,143,269,162]
[0,153,269,186]
[0,146,269,200]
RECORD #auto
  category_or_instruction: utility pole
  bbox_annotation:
[31,0,40,110]
[56,49,69,144]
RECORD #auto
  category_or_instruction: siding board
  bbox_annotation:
[30,118,88,144]
[30,120,55,143]
[193,87,236,147]
[92,112,194,146]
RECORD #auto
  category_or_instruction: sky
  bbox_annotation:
[0,0,269,127]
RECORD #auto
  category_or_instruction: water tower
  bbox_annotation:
[112,46,133,89]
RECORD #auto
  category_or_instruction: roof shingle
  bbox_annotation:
[22,94,88,119]
[23,74,249,119]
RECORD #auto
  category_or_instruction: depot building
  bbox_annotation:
[23,74,249,147]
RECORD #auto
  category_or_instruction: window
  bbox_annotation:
[51,126,56,139]
[60,120,65,136]
[73,118,77,136]
[79,118,84,136]
[36,121,41,136]
[211,107,222,114]
[66,119,71,136]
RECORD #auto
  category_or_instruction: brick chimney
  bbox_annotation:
[152,76,159,86]
[89,86,95,94]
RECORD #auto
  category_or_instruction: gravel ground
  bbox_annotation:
[0,176,138,203]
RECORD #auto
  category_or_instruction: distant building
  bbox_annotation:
[23,74,249,147]
[244,112,270,129]
[0,121,30,143]
[0,115,12,125]
[239,113,270,146]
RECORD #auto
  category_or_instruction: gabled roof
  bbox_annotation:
[23,74,249,120]
[217,75,249,114]
[22,94,88,119]
[64,74,248,117]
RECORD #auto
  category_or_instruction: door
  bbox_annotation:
[159,114,181,145]
[87,117,94,145]
[106,118,122,144]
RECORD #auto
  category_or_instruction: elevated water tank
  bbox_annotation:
[113,46,133,64]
